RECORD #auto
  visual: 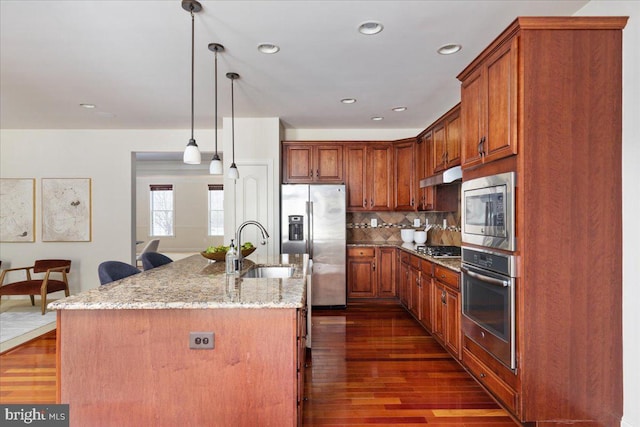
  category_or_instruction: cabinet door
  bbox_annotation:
[283,145,314,183]
[347,248,376,298]
[445,109,461,167]
[368,144,393,210]
[420,261,433,331]
[409,265,421,320]
[433,282,445,341]
[433,123,447,173]
[444,289,461,359]
[377,247,396,298]
[393,141,415,210]
[345,145,367,211]
[399,260,409,308]
[483,37,518,163]
[460,68,485,169]
[315,145,344,182]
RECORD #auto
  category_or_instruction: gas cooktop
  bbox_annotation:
[415,245,461,258]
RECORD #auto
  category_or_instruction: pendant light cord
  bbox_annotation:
[231,76,235,163]
[190,7,195,141]
[214,50,218,154]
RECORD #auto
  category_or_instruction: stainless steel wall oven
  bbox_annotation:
[461,246,517,370]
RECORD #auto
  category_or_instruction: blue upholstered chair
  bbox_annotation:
[98,261,140,285]
[140,252,173,271]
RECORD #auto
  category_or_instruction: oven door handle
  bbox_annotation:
[461,266,509,287]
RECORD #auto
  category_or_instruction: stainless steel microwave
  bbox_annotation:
[461,172,516,251]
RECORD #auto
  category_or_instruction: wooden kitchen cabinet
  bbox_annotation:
[377,246,396,298]
[459,36,517,169]
[347,247,376,298]
[348,246,396,299]
[432,265,461,360]
[457,17,626,426]
[398,252,410,307]
[345,143,393,211]
[419,259,433,331]
[433,106,461,173]
[408,257,421,320]
[393,139,416,211]
[282,142,344,183]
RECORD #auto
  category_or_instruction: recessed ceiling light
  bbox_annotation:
[257,43,280,54]
[358,21,383,35]
[80,103,96,109]
[437,44,462,55]
[392,106,407,112]
[341,98,356,104]
[371,116,384,121]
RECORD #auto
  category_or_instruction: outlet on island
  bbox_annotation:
[189,332,215,349]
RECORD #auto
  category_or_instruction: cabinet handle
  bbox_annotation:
[364,199,367,207]
[441,290,446,304]
[316,169,319,177]
[373,262,376,271]
[370,198,374,206]
[309,170,313,178]
[411,198,414,206]
[478,136,486,156]
[480,373,486,379]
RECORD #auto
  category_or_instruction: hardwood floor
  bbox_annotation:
[0,330,57,404]
[303,302,519,426]
[1,303,518,426]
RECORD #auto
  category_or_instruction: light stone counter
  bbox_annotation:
[48,253,308,310]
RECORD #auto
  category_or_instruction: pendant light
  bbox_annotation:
[226,72,240,180]
[182,0,202,165]
[208,43,224,174]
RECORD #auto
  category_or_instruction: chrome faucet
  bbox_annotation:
[235,220,269,270]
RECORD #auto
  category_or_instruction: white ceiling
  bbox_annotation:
[0,0,589,131]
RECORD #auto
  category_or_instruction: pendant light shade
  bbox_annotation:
[182,0,202,165]
[226,72,240,180]
[208,43,224,174]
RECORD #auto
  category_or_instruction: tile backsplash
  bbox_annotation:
[347,211,461,246]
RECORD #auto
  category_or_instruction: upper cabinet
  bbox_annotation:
[393,139,416,211]
[345,143,393,211]
[282,142,344,183]
[459,36,518,169]
[433,106,461,173]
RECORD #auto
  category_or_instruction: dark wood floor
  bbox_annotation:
[1,302,519,426]
[303,302,519,426]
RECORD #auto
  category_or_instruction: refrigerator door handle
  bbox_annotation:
[307,201,314,258]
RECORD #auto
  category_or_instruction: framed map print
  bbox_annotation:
[42,178,92,242]
[0,178,35,242]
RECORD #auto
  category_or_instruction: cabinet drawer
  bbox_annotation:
[434,265,459,289]
[347,247,375,257]
[463,348,518,415]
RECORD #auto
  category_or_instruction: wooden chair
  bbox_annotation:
[0,259,71,315]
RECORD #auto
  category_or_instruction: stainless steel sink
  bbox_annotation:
[242,266,295,279]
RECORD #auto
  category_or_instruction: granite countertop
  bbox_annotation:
[348,241,461,272]
[48,253,308,311]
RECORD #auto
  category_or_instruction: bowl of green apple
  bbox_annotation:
[201,242,256,261]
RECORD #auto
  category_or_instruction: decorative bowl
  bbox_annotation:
[400,229,415,243]
[201,247,256,261]
[414,231,427,244]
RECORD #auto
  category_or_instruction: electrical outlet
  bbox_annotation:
[189,332,215,349]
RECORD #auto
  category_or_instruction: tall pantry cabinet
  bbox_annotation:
[457,17,627,427]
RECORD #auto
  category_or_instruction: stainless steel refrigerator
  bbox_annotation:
[281,184,346,307]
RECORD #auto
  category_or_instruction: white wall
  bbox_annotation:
[574,3,639,426]
[0,128,215,292]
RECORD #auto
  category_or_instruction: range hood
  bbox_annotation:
[419,165,462,188]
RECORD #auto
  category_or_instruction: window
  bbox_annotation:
[208,184,224,236]
[149,184,174,236]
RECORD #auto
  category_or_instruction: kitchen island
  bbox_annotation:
[49,253,308,427]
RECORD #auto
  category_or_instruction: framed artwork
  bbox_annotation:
[0,178,36,242]
[42,178,92,242]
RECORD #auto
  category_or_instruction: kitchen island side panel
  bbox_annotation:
[58,308,297,427]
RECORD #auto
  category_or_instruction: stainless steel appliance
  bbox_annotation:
[461,172,516,251]
[461,246,517,370]
[281,184,346,307]
[415,245,461,258]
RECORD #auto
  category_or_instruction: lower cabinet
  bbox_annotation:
[347,246,396,299]
[432,265,461,359]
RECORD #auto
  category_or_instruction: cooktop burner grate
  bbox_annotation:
[415,245,461,258]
